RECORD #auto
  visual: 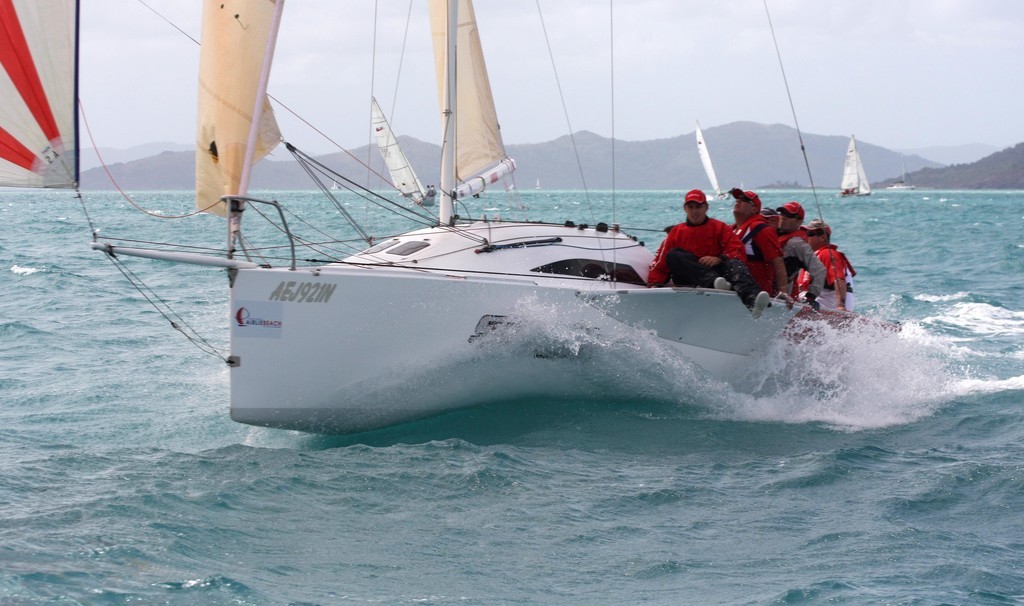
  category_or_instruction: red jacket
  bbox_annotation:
[800,244,856,291]
[733,215,783,294]
[648,218,743,285]
[816,244,856,288]
[778,231,808,246]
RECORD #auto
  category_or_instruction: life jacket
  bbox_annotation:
[737,223,769,262]
[817,245,856,290]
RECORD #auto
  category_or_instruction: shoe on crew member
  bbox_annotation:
[647,189,765,311]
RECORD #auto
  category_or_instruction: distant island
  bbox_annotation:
[79,122,1023,191]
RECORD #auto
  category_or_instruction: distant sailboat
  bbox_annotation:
[535,177,541,190]
[840,135,871,197]
[370,96,435,207]
[695,122,726,199]
[886,155,915,190]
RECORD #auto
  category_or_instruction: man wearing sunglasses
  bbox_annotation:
[802,219,856,312]
[728,188,791,307]
[775,201,826,308]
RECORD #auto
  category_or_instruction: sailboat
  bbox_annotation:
[695,122,726,199]
[4,0,808,435]
[886,155,915,190]
[370,96,435,207]
[840,135,871,197]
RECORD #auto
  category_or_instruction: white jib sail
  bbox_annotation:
[371,96,427,203]
[195,0,283,217]
[695,122,722,198]
[0,0,78,188]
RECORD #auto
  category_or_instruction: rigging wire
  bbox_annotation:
[101,252,229,362]
[762,0,823,221]
[136,0,199,45]
[79,100,220,218]
[389,0,417,122]
[368,0,380,193]
[608,0,620,282]
[608,0,616,225]
[534,0,593,217]
[126,0,401,202]
[282,143,490,250]
[286,144,437,225]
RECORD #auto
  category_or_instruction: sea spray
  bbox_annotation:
[715,317,951,430]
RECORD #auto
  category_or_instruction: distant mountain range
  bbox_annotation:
[78,122,1021,191]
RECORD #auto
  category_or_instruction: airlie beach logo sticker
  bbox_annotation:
[232,301,283,338]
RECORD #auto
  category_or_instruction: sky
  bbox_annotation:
[78,0,1024,155]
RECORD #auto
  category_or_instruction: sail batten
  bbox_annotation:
[0,0,78,188]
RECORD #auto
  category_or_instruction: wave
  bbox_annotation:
[10,264,42,275]
[921,302,1024,338]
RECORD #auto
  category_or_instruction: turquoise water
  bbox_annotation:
[2,188,1023,604]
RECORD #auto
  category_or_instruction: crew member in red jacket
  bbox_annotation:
[802,219,856,311]
[729,188,790,303]
[648,189,768,314]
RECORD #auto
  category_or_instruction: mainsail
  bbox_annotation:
[840,135,871,196]
[428,0,514,201]
[370,96,431,205]
[0,0,78,188]
[695,122,723,199]
[195,0,283,217]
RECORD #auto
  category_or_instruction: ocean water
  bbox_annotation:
[2,188,1023,605]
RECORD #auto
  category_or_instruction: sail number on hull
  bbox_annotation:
[267,281,337,303]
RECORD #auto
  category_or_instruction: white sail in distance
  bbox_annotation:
[370,97,430,205]
[695,122,723,199]
[0,0,78,188]
[840,135,871,196]
[195,0,283,217]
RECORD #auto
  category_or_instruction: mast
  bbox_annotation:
[438,0,458,225]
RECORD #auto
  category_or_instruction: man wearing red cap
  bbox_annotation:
[648,189,769,315]
[776,201,825,307]
[729,188,789,302]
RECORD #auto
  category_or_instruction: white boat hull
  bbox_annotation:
[228,261,795,433]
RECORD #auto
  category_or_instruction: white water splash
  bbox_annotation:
[921,302,1024,338]
[914,292,969,303]
[10,265,41,275]
[706,317,952,431]
[950,375,1024,397]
